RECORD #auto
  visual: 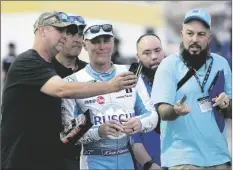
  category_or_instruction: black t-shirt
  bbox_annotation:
[1,49,65,170]
[51,56,87,160]
[51,57,87,78]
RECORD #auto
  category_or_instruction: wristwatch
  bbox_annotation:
[143,160,153,170]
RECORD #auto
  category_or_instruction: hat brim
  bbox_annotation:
[51,22,78,28]
[84,32,114,40]
[184,16,210,28]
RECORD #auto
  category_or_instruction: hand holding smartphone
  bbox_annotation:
[179,95,187,105]
[129,62,143,77]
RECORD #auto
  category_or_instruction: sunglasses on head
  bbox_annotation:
[41,12,86,35]
[41,12,70,24]
[68,16,85,25]
[68,15,85,35]
[84,24,113,34]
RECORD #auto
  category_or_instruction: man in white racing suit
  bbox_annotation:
[61,20,159,170]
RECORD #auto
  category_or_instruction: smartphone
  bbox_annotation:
[180,95,187,104]
[129,62,143,77]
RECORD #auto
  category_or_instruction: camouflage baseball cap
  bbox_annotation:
[33,11,78,33]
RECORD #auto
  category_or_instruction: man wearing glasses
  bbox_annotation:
[1,12,137,170]
[52,14,87,170]
[61,21,159,170]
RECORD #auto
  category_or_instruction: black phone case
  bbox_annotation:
[129,62,142,77]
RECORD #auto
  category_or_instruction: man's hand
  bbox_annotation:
[212,92,230,109]
[173,100,190,116]
[108,72,137,92]
[121,117,142,135]
[98,120,124,138]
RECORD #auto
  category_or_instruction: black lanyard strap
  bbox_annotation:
[191,57,213,93]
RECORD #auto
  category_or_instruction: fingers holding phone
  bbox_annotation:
[174,95,190,116]
[129,62,143,77]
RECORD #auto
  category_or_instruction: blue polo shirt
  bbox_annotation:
[151,52,232,167]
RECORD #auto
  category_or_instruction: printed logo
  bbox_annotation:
[125,88,133,93]
[84,99,96,104]
[97,96,105,104]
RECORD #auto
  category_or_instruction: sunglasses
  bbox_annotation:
[68,16,85,25]
[41,12,86,35]
[68,16,86,35]
[84,24,113,34]
[41,12,70,25]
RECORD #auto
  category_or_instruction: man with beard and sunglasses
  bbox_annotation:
[1,12,137,170]
[151,9,232,169]
[61,21,159,170]
[51,14,87,170]
[132,34,165,170]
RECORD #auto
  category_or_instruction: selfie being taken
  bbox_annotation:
[1,1,232,170]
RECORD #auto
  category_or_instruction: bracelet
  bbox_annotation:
[143,160,153,170]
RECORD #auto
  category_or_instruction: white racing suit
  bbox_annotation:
[61,64,158,170]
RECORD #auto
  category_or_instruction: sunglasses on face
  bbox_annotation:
[84,24,113,34]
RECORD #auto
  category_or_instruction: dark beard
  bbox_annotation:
[141,66,156,85]
[180,42,210,70]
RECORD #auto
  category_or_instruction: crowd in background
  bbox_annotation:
[1,27,232,84]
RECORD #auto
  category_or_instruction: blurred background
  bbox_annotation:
[0,0,232,161]
[1,1,232,81]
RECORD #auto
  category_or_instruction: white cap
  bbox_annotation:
[83,20,114,40]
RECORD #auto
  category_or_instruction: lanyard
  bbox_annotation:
[185,57,213,93]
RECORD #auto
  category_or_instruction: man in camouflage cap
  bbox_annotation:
[33,11,78,33]
[1,10,137,170]
[33,11,78,60]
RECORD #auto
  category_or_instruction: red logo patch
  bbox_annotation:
[97,96,105,104]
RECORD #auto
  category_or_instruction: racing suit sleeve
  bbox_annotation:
[61,94,102,145]
[61,74,102,144]
[134,76,159,133]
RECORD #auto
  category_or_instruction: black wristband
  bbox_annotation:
[143,160,153,170]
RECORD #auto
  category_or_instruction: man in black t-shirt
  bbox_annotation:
[1,11,137,170]
[52,15,87,170]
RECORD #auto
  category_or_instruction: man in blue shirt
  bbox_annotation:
[151,8,232,169]
[132,33,165,170]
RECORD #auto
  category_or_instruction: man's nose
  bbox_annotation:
[151,52,158,61]
[98,41,105,49]
[192,34,198,42]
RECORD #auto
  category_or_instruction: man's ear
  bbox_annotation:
[180,30,183,38]
[82,41,88,51]
[136,53,140,62]
[38,26,45,37]
[208,32,212,44]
